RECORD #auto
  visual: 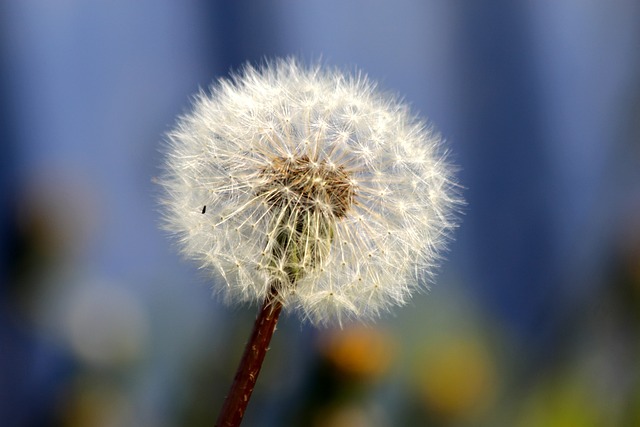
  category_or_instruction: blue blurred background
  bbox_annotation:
[2,1,640,426]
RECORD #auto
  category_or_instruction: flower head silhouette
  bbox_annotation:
[160,58,460,326]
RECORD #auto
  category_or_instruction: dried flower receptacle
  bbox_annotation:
[256,154,355,289]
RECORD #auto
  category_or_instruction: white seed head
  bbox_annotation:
[159,58,461,325]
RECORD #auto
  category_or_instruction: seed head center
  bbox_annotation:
[258,154,355,218]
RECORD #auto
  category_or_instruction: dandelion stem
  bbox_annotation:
[215,286,283,427]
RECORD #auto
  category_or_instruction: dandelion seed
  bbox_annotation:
[158,58,461,426]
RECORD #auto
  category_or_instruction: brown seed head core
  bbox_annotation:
[258,154,355,218]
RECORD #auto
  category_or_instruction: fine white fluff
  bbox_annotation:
[159,58,460,325]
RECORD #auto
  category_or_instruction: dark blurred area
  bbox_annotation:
[2,1,640,426]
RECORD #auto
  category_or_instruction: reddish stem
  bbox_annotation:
[215,292,283,427]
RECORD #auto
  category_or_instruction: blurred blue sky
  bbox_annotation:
[2,1,640,426]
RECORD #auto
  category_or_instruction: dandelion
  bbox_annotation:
[159,58,460,426]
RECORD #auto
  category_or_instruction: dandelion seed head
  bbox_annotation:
[159,58,461,325]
